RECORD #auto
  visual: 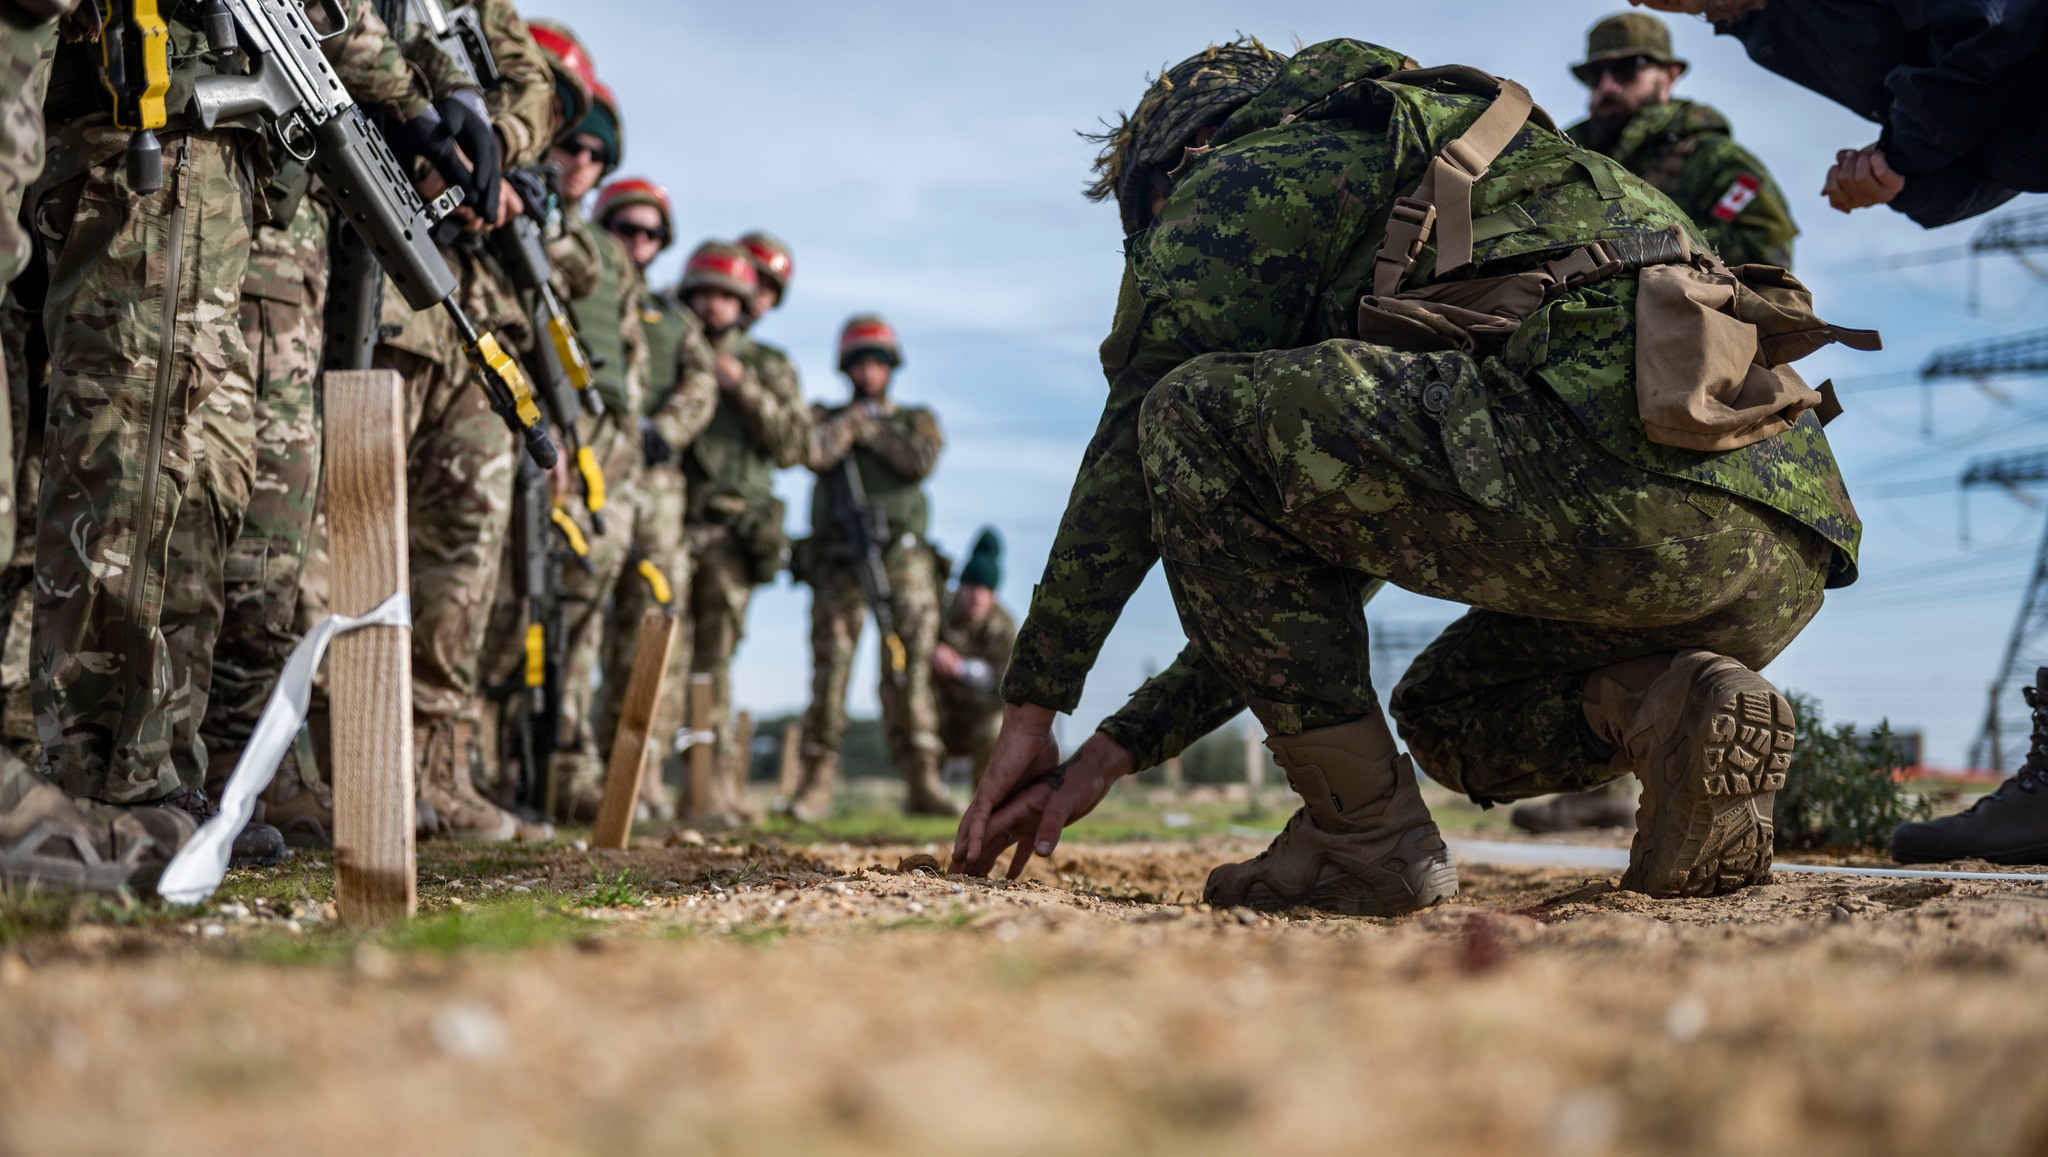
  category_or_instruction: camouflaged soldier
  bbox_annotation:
[28,0,464,858]
[671,231,808,821]
[590,175,684,818]
[791,316,954,820]
[934,528,1016,787]
[1565,12,1797,269]
[954,39,1872,914]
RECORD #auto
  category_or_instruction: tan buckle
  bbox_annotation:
[1373,198,1439,295]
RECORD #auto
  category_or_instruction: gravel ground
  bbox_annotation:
[3,825,2047,1157]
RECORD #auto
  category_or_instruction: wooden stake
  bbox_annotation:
[683,673,716,820]
[325,369,415,925]
[777,721,802,798]
[593,609,679,850]
[729,709,754,814]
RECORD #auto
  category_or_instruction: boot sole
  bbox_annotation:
[1621,669,1789,898]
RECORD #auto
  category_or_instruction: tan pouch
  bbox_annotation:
[1635,260,1879,452]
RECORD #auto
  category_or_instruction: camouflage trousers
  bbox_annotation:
[801,544,942,773]
[482,410,640,805]
[194,200,326,793]
[0,12,61,568]
[31,130,256,804]
[936,684,1000,785]
[680,529,757,780]
[1138,340,1834,803]
[597,461,688,804]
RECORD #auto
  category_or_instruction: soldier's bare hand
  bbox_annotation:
[1823,144,1904,212]
[931,642,963,681]
[954,733,1135,880]
[951,702,1059,872]
[714,353,746,392]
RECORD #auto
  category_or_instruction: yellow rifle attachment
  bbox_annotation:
[574,445,605,512]
[523,623,545,688]
[884,632,907,676]
[635,559,673,606]
[474,331,544,429]
[548,505,590,558]
[547,313,594,393]
[102,0,170,132]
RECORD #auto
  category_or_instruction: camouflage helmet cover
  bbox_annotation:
[595,178,673,247]
[678,241,761,303]
[1084,36,1288,233]
[738,231,795,300]
[528,19,596,140]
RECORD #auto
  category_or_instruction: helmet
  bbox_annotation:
[595,178,672,248]
[529,20,596,140]
[838,314,901,372]
[737,231,795,303]
[1084,37,1287,234]
[677,241,760,303]
[1573,13,1686,82]
[582,81,623,177]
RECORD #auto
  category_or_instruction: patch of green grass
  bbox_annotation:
[585,863,648,908]
[383,897,594,954]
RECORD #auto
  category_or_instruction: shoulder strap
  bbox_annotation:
[1371,67,1538,298]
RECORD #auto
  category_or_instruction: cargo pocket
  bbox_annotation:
[223,534,282,626]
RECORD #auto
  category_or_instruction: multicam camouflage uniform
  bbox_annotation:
[29,2,429,804]
[1009,40,1858,806]
[935,590,1015,785]
[195,197,326,795]
[799,400,945,793]
[595,288,718,799]
[679,329,806,797]
[1568,99,1797,269]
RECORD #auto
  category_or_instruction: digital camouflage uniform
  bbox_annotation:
[801,400,945,784]
[479,198,645,817]
[678,329,807,793]
[195,197,326,794]
[30,2,429,804]
[935,592,1015,785]
[1568,99,1797,269]
[1008,40,1858,807]
[596,292,718,792]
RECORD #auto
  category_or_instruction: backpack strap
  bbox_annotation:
[1371,67,1538,298]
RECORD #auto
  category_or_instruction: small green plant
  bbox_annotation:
[1776,692,1931,853]
[585,864,647,908]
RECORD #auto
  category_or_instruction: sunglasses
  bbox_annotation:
[559,139,610,164]
[608,221,664,243]
[1573,55,1652,86]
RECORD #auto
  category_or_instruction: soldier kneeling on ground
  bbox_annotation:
[953,37,1875,912]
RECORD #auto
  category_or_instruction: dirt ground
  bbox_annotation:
[4,785,2047,1157]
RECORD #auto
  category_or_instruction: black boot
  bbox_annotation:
[154,787,290,868]
[1892,670,2048,865]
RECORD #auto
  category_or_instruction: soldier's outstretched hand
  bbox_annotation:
[950,706,1135,879]
[1823,144,1905,212]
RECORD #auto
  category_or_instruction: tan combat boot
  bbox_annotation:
[1584,650,1791,898]
[1204,712,1458,916]
[259,748,334,849]
[416,719,523,842]
[902,749,962,818]
[784,750,837,823]
[2,761,180,895]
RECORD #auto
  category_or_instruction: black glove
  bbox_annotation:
[436,90,500,223]
[386,105,470,203]
[505,166,552,227]
[640,418,674,468]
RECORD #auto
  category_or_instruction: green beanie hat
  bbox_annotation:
[958,528,1003,589]
[572,101,621,173]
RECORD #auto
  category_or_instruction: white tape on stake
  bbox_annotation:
[1446,838,2048,884]
[157,593,413,905]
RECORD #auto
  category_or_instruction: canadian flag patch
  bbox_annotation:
[1712,173,1762,221]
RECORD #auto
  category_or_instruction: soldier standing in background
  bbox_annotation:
[591,175,684,819]
[934,528,1015,787]
[790,316,955,821]
[1565,11,1797,268]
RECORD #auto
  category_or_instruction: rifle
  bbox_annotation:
[824,456,907,687]
[97,0,171,191]
[498,455,590,816]
[189,0,556,470]
[492,166,609,535]
[406,0,496,89]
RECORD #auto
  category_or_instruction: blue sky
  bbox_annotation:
[519,0,2048,767]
